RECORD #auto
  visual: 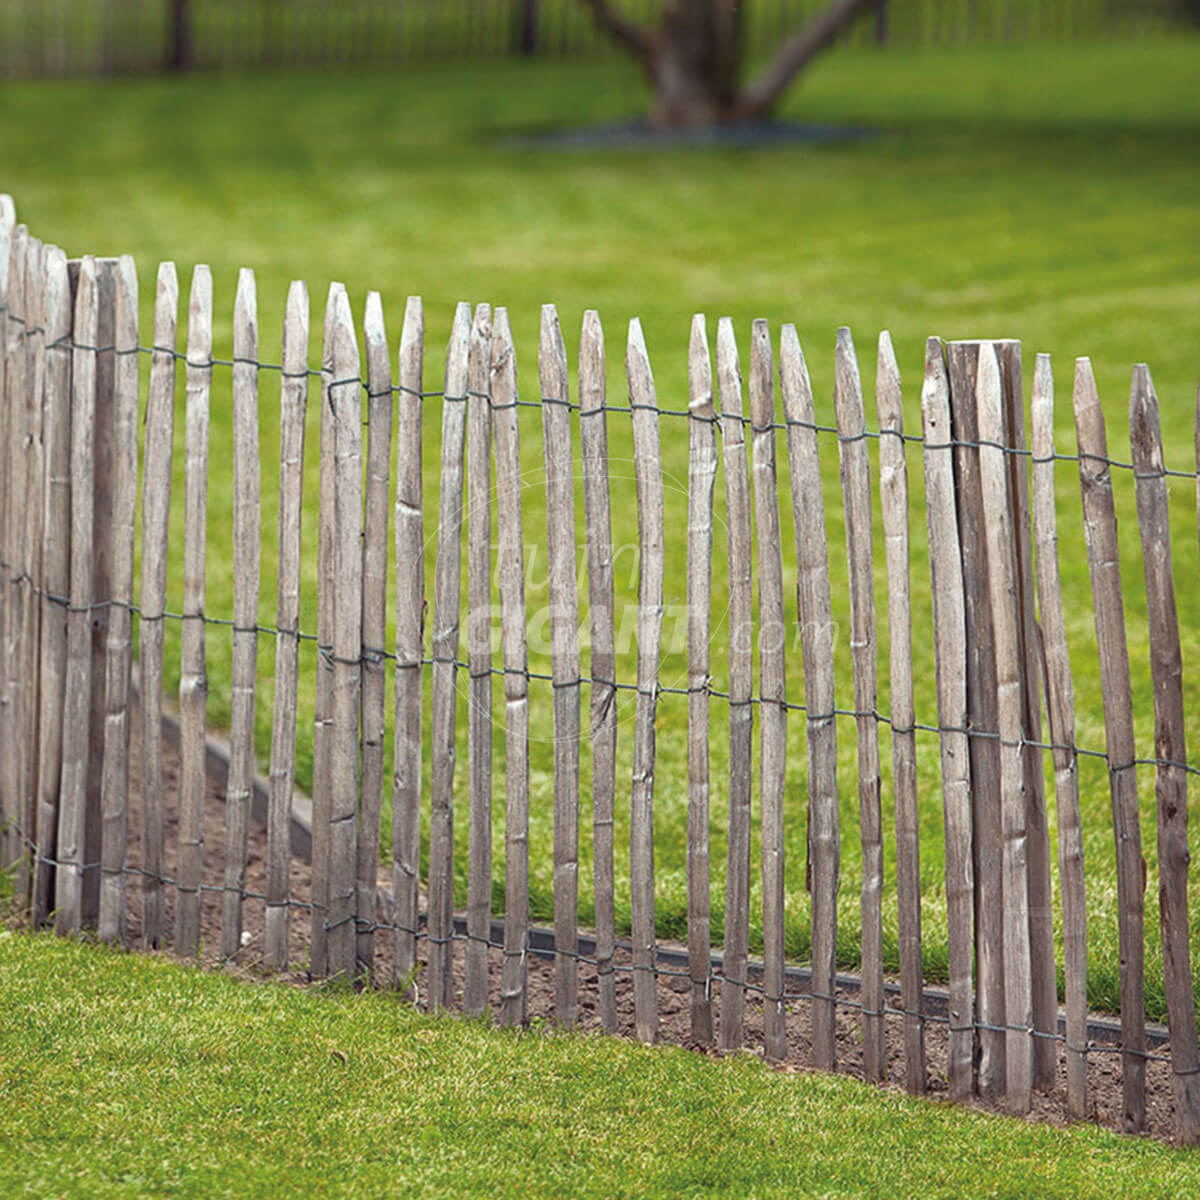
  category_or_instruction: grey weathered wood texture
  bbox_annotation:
[465,303,493,1018]
[0,203,13,876]
[360,290,393,978]
[325,283,363,981]
[265,280,308,972]
[137,262,178,949]
[875,330,924,1095]
[220,268,260,961]
[1130,363,1200,1145]
[945,338,1004,1103]
[686,313,716,1048]
[717,318,753,1053]
[920,337,974,1102]
[428,302,471,1009]
[54,255,97,935]
[580,309,617,1034]
[750,319,787,1066]
[627,317,663,1045]
[1030,353,1087,1121]
[780,323,839,1073]
[392,295,425,986]
[1073,355,1145,1134]
[540,304,581,1027]
[97,255,139,945]
[31,246,72,928]
[977,344,1033,1114]
[834,326,883,1083]
[492,308,529,1027]
[176,264,212,959]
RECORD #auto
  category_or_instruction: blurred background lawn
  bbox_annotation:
[1,31,1198,1016]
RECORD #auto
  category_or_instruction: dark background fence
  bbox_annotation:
[0,0,1191,80]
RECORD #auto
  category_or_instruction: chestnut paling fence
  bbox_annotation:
[2,195,1200,1142]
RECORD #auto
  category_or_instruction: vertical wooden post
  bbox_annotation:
[876,331,924,1094]
[55,256,97,936]
[264,281,308,971]
[392,296,425,986]
[1130,364,1200,1145]
[540,304,581,1027]
[176,264,212,959]
[627,318,663,1045]
[580,309,617,1033]
[493,308,530,1027]
[686,314,716,1048]
[0,204,13,875]
[750,319,787,1066]
[920,337,974,1102]
[97,255,139,945]
[359,291,393,979]
[717,318,752,1052]
[138,262,178,950]
[465,304,493,1017]
[428,302,471,1009]
[220,268,260,961]
[1073,355,1145,1134]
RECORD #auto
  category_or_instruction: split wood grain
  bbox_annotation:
[750,319,787,1066]
[920,337,974,1102]
[137,262,178,949]
[176,264,212,959]
[875,330,924,1094]
[1030,354,1088,1121]
[465,303,493,1018]
[428,302,471,1009]
[392,296,425,986]
[264,280,308,971]
[1073,355,1145,1135]
[580,309,617,1033]
[627,317,663,1045]
[717,318,752,1052]
[0,207,12,873]
[492,308,530,1027]
[686,313,716,1047]
[1130,364,1200,1145]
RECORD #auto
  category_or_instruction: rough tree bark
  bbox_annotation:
[580,0,880,128]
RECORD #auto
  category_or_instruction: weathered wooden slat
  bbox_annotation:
[137,262,178,950]
[875,330,924,1094]
[717,317,752,1052]
[264,280,308,971]
[750,319,787,1066]
[920,337,974,1102]
[1030,353,1087,1122]
[1130,363,1200,1145]
[428,302,471,1009]
[54,256,97,935]
[945,338,1004,1102]
[685,313,716,1048]
[31,245,73,928]
[580,308,617,1033]
[359,290,393,979]
[176,264,212,959]
[1073,355,1145,1134]
[392,295,425,986]
[493,308,529,1027]
[834,326,883,1083]
[0,207,13,874]
[220,268,261,961]
[465,303,493,1017]
[97,255,139,945]
[627,317,663,1046]
[325,282,363,982]
[977,344,1033,1114]
[540,303,581,1027]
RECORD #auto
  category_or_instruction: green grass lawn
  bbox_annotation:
[4,931,1200,1199]
[1,37,1199,1016]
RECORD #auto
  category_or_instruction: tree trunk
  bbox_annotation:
[649,0,743,128]
[167,0,192,72]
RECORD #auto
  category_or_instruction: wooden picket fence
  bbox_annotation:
[3,196,1200,1143]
